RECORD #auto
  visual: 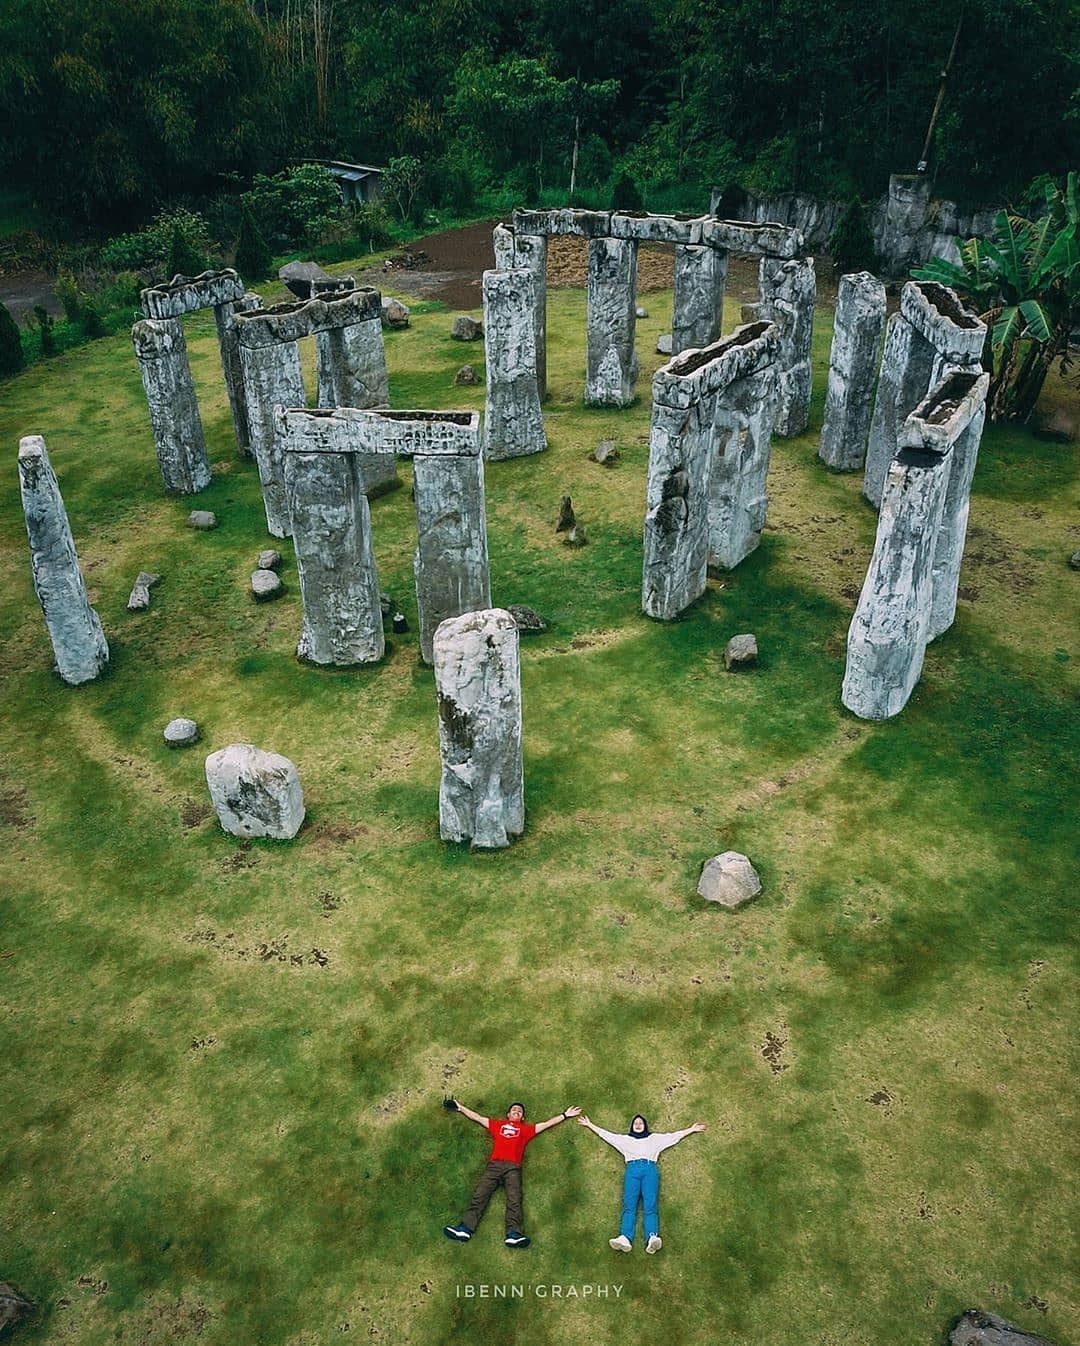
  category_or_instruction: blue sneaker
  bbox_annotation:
[444,1223,471,1241]
[504,1230,531,1248]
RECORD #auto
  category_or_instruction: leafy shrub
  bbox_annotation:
[55,271,87,323]
[235,206,272,281]
[100,207,211,272]
[81,299,105,338]
[33,306,56,356]
[827,198,877,274]
[354,201,394,250]
[0,302,24,377]
[167,225,205,280]
[101,271,144,312]
[240,165,341,250]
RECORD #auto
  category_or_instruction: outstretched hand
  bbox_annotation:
[689,1122,706,1133]
[442,1097,459,1111]
[564,1105,582,1118]
[576,1113,591,1126]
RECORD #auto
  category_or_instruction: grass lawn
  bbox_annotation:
[0,268,1077,1346]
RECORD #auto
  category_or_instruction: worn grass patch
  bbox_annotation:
[0,268,1077,1346]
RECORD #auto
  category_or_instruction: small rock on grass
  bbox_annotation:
[381,297,410,329]
[698,852,762,909]
[127,570,160,611]
[380,592,393,618]
[451,314,483,341]
[251,569,283,601]
[454,364,479,386]
[656,334,673,355]
[723,633,758,670]
[591,439,619,466]
[636,306,648,318]
[564,523,588,547]
[164,717,199,748]
[257,549,282,571]
[507,604,547,633]
[188,510,217,530]
[1069,551,1080,571]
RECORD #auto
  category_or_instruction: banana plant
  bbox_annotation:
[913,172,1079,421]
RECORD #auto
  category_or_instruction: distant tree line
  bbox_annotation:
[0,0,1076,233]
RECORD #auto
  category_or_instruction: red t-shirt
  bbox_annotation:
[487,1117,537,1165]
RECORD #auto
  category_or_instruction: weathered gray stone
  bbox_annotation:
[723,633,758,669]
[451,314,483,341]
[557,496,576,532]
[842,431,954,720]
[656,334,673,355]
[413,444,491,664]
[313,303,397,497]
[672,243,728,355]
[493,225,548,396]
[586,236,638,407]
[592,439,619,466]
[700,218,804,259]
[697,852,762,909]
[279,259,333,298]
[164,716,199,747]
[512,208,611,238]
[215,293,262,456]
[636,306,648,319]
[507,604,546,633]
[205,743,305,840]
[18,435,109,685]
[864,281,985,506]
[0,1283,35,1334]
[251,568,283,601]
[285,448,384,665]
[237,331,305,538]
[482,269,546,460]
[754,256,815,436]
[611,211,709,245]
[257,549,281,571]
[141,269,245,319]
[1070,550,1080,571]
[127,570,160,611]
[818,271,887,470]
[380,592,393,617]
[188,510,217,529]
[949,1309,1056,1346]
[131,318,211,494]
[433,608,524,849]
[564,523,588,547]
[455,364,479,386]
[381,296,410,328]
[708,358,779,570]
[642,324,778,619]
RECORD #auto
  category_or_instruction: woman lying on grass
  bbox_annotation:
[577,1112,705,1254]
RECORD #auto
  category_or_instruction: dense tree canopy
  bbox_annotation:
[0,0,1075,231]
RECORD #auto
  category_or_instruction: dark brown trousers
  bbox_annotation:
[461,1160,524,1233]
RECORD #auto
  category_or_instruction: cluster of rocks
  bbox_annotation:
[251,548,283,601]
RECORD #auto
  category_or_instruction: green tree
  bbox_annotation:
[611,171,643,211]
[241,165,342,250]
[827,198,877,274]
[0,302,24,377]
[33,305,56,356]
[382,155,423,224]
[234,206,272,282]
[913,173,1080,421]
[166,225,204,280]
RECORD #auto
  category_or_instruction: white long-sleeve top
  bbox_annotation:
[590,1125,686,1163]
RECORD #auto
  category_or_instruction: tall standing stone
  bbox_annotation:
[863,280,985,507]
[18,435,109,685]
[131,318,211,494]
[818,271,887,470]
[482,269,546,460]
[237,322,307,538]
[284,447,384,666]
[754,255,815,436]
[433,608,524,849]
[672,243,728,354]
[585,236,639,406]
[214,293,262,456]
[708,361,780,570]
[314,300,396,496]
[493,224,548,397]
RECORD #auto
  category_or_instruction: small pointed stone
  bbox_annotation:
[556,495,576,532]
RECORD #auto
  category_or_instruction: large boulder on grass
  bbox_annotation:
[698,852,762,909]
[451,314,483,341]
[205,743,305,840]
[381,297,410,329]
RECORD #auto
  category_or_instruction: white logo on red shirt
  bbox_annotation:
[499,1123,520,1138]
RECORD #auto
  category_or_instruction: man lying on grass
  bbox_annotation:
[443,1098,581,1248]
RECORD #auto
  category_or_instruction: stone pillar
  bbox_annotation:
[818,271,887,470]
[585,236,638,406]
[863,281,985,508]
[672,243,728,354]
[131,318,211,494]
[413,452,491,665]
[924,372,990,641]
[708,364,779,570]
[314,314,397,497]
[493,224,547,396]
[18,435,109,685]
[842,445,951,719]
[238,337,306,538]
[284,449,384,665]
[755,256,815,436]
[433,607,524,849]
[881,173,932,276]
[482,269,546,460]
[214,293,262,456]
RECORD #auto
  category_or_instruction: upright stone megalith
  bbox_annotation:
[672,243,728,355]
[493,224,548,396]
[863,280,985,507]
[18,435,109,685]
[818,271,887,470]
[586,236,639,406]
[708,355,780,571]
[131,318,211,494]
[237,316,307,538]
[482,269,546,460]
[433,608,524,849]
[753,256,815,436]
[215,292,262,456]
[842,370,988,720]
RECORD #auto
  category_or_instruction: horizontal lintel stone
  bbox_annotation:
[276,406,481,458]
[235,288,383,347]
[141,269,245,319]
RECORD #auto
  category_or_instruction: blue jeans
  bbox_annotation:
[620,1158,660,1241]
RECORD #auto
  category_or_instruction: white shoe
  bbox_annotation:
[646,1234,662,1254]
[608,1235,632,1252]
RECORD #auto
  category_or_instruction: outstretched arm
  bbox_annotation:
[534,1104,581,1134]
[445,1099,489,1128]
[654,1122,707,1154]
[576,1115,632,1155]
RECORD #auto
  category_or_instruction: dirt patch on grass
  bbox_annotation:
[0,784,33,828]
[180,799,212,829]
[762,1027,789,1074]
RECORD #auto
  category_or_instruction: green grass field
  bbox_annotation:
[0,267,1077,1346]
